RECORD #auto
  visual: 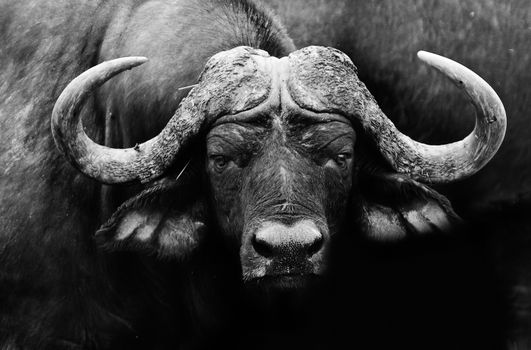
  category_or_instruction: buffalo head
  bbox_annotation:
[51,46,506,289]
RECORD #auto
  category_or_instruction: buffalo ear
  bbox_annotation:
[357,173,461,242]
[95,179,207,260]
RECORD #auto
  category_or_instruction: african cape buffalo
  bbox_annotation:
[1,0,508,349]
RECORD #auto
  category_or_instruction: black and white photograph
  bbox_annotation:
[0,0,529,349]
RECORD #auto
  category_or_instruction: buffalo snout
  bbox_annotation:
[253,220,324,260]
[242,219,329,285]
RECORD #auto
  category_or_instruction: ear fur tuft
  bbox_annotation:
[359,173,461,241]
[96,178,207,260]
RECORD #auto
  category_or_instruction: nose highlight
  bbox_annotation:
[253,220,324,259]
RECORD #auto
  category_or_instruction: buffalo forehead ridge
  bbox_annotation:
[200,45,357,126]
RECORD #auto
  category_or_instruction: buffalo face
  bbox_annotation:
[52,46,506,290]
[206,111,355,285]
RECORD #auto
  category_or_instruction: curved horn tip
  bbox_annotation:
[129,56,149,63]
[116,56,149,67]
[51,55,151,184]
[98,56,149,71]
[416,51,471,75]
[417,50,439,63]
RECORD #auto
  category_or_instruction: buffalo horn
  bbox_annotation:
[366,51,506,183]
[51,57,203,184]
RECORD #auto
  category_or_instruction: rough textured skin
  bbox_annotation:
[52,48,274,184]
[59,46,504,185]
[287,46,505,183]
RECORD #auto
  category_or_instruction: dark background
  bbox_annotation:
[1,1,529,349]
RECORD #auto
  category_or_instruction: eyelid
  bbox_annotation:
[209,154,230,160]
[301,134,354,165]
[337,148,354,156]
[206,148,227,157]
[207,139,242,157]
[325,143,354,157]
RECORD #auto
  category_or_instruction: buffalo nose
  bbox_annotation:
[253,220,324,259]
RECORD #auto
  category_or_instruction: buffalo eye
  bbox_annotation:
[210,155,231,173]
[333,153,352,170]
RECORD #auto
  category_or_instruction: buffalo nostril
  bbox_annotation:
[307,235,323,257]
[252,235,274,258]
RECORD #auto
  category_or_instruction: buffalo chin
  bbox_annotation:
[246,273,320,292]
[243,274,321,316]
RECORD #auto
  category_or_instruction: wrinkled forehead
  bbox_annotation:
[195,46,360,125]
